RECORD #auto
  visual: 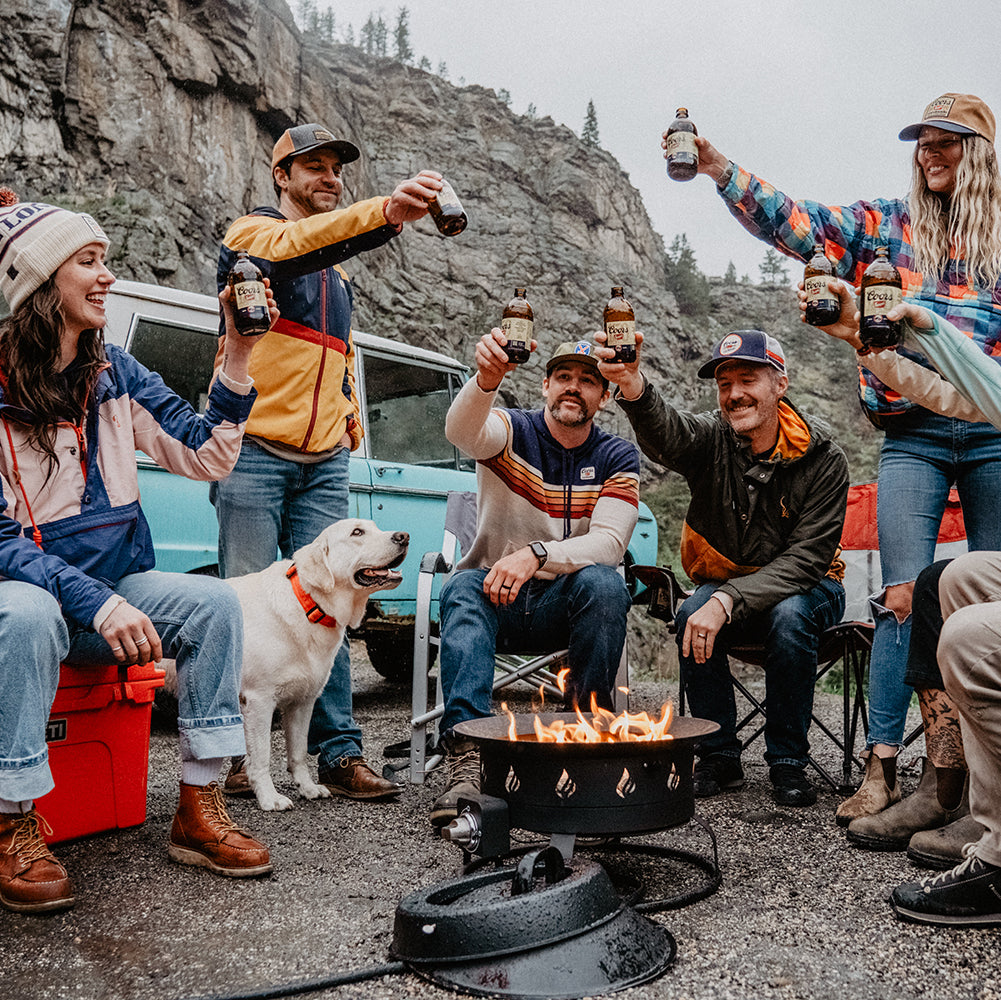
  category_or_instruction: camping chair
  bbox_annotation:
[406,491,630,784]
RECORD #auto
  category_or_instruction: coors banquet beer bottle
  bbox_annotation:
[227,249,270,336]
[665,108,699,181]
[803,242,841,327]
[603,286,636,363]
[427,177,468,236]
[501,287,533,364]
[860,246,903,349]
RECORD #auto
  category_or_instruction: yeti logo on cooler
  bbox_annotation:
[46,718,67,743]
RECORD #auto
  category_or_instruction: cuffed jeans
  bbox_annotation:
[938,551,1001,868]
[868,413,1001,748]
[676,579,845,768]
[438,565,630,735]
[0,571,246,802]
[211,439,362,763]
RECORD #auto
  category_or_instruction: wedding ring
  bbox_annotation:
[136,636,149,645]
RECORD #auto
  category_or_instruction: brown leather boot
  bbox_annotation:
[835,750,900,827]
[846,757,967,850]
[907,812,984,870]
[169,782,273,877]
[0,810,74,914]
[319,757,402,800]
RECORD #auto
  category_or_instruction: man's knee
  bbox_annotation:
[569,565,630,614]
[939,604,1001,694]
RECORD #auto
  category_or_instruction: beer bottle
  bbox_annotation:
[803,242,841,327]
[860,246,903,349]
[501,287,533,364]
[665,107,698,181]
[603,286,636,363]
[227,249,270,336]
[427,177,468,236]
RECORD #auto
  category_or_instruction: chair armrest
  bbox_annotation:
[420,551,453,575]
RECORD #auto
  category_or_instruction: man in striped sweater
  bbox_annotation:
[430,331,641,827]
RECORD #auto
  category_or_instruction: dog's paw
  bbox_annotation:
[298,782,332,800]
[256,791,295,811]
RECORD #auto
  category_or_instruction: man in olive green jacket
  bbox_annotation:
[600,328,848,807]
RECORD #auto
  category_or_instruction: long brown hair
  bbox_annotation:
[0,274,107,465]
[908,134,1001,287]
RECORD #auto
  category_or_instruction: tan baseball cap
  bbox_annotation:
[271,123,360,170]
[545,340,601,375]
[899,93,996,144]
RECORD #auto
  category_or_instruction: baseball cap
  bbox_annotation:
[0,188,110,313]
[898,93,996,144]
[271,123,360,170]
[545,340,601,376]
[697,330,786,380]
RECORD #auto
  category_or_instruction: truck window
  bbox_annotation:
[363,353,467,469]
[128,319,217,413]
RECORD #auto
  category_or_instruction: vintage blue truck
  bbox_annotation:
[103,280,659,680]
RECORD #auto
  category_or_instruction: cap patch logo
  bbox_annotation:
[313,129,334,141]
[718,334,743,357]
[925,96,955,119]
[573,342,592,356]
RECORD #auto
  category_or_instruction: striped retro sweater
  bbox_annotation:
[719,164,1001,418]
[445,378,640,575]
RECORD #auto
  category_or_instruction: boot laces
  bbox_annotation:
[199,783,250,836]
[446,748,480,788]
[922,844,985,892]
[5,811,56,864]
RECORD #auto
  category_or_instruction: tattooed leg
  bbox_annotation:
[918,686,967,809]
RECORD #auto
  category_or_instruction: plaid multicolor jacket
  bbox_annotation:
[720,164,1001,418]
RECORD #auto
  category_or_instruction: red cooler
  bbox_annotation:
[37,661,166,844]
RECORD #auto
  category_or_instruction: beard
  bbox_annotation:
[547,395,593,427]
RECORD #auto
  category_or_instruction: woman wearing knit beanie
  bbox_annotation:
[0,188,277,913]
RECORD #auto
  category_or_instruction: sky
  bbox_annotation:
[310,0,1001,281]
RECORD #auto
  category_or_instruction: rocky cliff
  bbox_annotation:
[1,0,875,472]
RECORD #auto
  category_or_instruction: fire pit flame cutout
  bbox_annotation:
[555,769,576,800]
[615,768,636,799]
[504,766,519,795]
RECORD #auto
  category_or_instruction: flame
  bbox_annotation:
[510,690,675,744]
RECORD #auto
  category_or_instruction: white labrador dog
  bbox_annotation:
[227,519,408,811]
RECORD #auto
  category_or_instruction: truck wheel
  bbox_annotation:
[364,626,437,683]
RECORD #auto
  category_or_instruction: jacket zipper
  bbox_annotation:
[300,268,328,450]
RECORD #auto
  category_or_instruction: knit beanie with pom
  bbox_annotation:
[0,187,109,312]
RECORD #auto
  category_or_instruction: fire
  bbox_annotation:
[501,690,675,744]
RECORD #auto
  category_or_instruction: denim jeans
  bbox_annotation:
[0,571,246,802]
[868,412,1001,748]
[676,578,845,768]
[211,440,362,763]
[438,565,631,735]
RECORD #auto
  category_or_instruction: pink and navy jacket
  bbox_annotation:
[0,345,256,626]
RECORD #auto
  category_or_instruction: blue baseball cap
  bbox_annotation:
[698,330,787,379]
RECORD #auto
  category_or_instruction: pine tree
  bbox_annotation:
[360,14,375,53]
[665,234,711,315]
[525,102,537,119]
[497,88,511,107]
[582,100,600,147]
[723,261,737,285]
[418,55,431,72]
[394,7,413,64]
[373,15,388,56]
[759,248,790,287]
[437,60,449,80]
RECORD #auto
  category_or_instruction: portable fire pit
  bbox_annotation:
[392,710,721,999]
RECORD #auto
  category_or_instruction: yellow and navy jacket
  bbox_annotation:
[215,197,399,453]
[618,381,848,624]
[445,377,640,575]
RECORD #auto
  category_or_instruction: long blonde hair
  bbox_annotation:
[908,134,1001,287]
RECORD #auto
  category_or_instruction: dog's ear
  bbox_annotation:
[293,530,332,592]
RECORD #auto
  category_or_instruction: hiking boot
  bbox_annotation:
[222,756,253,797]
[692,754,744,798]
[318,757,402,800]
[891,847,1001,927]
[0,810,74,914]
[430,736,481,827]
[846,758,967,851]
[169,782,273,877]
[907,813,986,871]
[770,764,817,807]
[835,751,899,827]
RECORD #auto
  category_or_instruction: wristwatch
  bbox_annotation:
[529,541,549,569]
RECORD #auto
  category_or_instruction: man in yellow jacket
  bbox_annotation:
[213,123,440,800]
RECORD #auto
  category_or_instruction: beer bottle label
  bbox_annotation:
[804,274,837,304]
[501,316,533,346]
[666,131,698,157]
[234,279,267,310]
[437,178,460,209]
[605,320,636,346]
[863,283,902,318]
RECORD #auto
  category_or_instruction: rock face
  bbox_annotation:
[0,0,703,410]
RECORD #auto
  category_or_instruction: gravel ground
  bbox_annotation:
[2,644,999,1000]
